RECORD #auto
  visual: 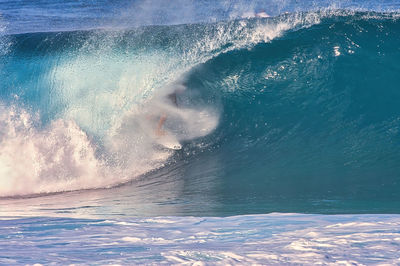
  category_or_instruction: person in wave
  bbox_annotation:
[155,91,179,136]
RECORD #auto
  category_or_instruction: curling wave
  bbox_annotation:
[1,11,400,203]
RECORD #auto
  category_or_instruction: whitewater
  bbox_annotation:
[1,0,400,264]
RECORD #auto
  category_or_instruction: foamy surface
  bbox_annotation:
[1,213,399,265]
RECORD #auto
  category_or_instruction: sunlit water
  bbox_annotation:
[1,0,400,264]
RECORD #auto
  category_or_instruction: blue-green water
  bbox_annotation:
[1,1,400,264]
[1,11,400,214]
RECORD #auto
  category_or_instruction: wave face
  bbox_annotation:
[1,11,400,213]
[182,12,400,214]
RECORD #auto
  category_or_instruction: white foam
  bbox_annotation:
[2,213,400,264]
[0,89,219,196]
[0,106,114,196]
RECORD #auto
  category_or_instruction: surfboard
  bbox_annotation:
[154,131,182,150]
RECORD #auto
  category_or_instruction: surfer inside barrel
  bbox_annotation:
[155,90,179,136]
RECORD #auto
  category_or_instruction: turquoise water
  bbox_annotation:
[1,12,400,214]
[1,0,400,264]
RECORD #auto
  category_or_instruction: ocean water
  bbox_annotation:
[1,0,400,264]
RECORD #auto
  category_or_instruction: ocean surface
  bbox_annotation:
[1,0,400,264]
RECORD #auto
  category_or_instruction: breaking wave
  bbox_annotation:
[1,10,400,199]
